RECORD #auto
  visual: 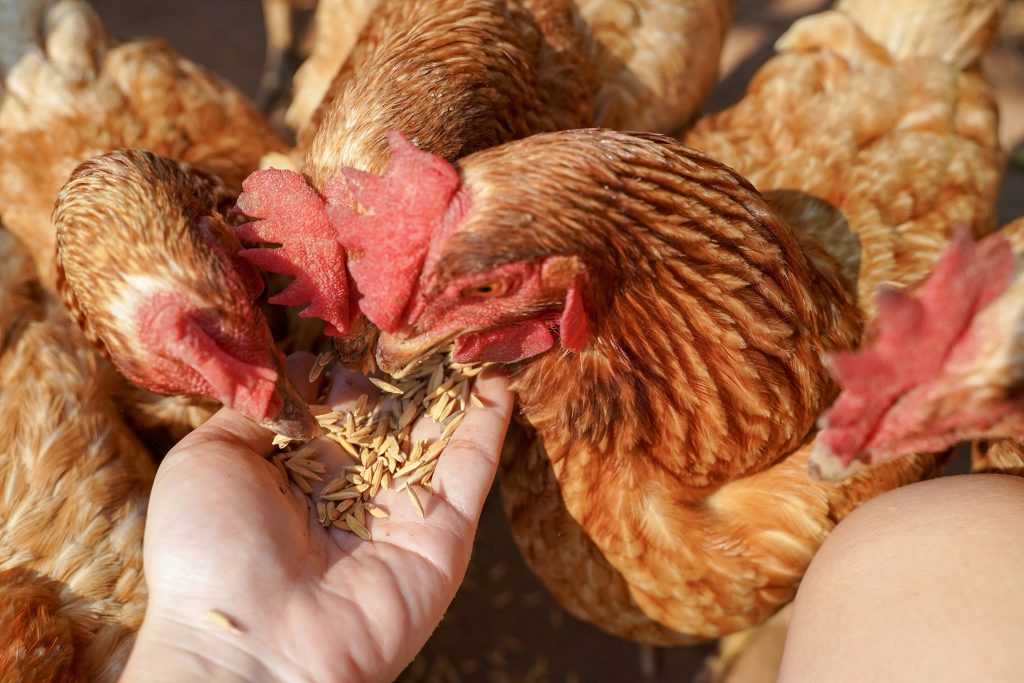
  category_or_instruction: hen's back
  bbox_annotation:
[686,0,1004,318]
[0,229,154,682]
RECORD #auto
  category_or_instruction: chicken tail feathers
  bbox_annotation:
[777,0,1003,70]
[837,0,1003,68]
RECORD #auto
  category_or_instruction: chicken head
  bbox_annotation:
[55,150,321,440]
[325,133,591,376]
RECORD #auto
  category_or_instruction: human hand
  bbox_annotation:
[122,352,514,683]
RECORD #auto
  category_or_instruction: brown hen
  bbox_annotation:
[0,229,152,682]
[54,150,321,441]
[295,129,944,643]
[683,0,1004,482]
[0,1,309,444]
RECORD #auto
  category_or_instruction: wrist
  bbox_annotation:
[121,609,306,683]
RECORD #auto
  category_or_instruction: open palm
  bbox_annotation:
[124,353,514,683]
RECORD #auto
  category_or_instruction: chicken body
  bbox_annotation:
[686,0,1003,317]
[286,0,732,139]
[0,229,152,682]
[310,129,945,642]
[0,0,286,289]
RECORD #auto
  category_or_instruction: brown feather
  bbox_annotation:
[0,0,285,289]
[301,0,593,186]
[686,0,1003,318]
[0,229,153,681]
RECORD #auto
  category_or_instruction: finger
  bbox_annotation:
[327,363,380,409]
[170,406,277,458]
[286,351,322,404]
[430,369,513,520]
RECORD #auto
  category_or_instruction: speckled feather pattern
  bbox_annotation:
[54,151,278,416]
[302,0,593,186]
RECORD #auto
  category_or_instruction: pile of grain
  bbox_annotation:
[270,351,486,539]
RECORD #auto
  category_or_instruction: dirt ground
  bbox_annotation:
[86,1,1024,681]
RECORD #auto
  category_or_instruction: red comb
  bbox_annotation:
[234,168,353,336]
[819,228,1015,466]
[326,132,463,333]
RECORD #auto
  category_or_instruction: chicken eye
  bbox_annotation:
[463,280,508,298]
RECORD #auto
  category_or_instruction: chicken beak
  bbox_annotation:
[259,371,324,441]
[376,330,457,379]
[333,315,380,374]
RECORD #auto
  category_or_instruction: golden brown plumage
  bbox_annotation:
[318,128,945,642]
[288,0,733,143]
[578,0,733,132]
[973,439,1024,475]
[686,0,1003,316]
[0,228,153,682]
[301,0,593,184]
[0,0,286,289]
[466,132,941,640]
[0,569,76,683]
